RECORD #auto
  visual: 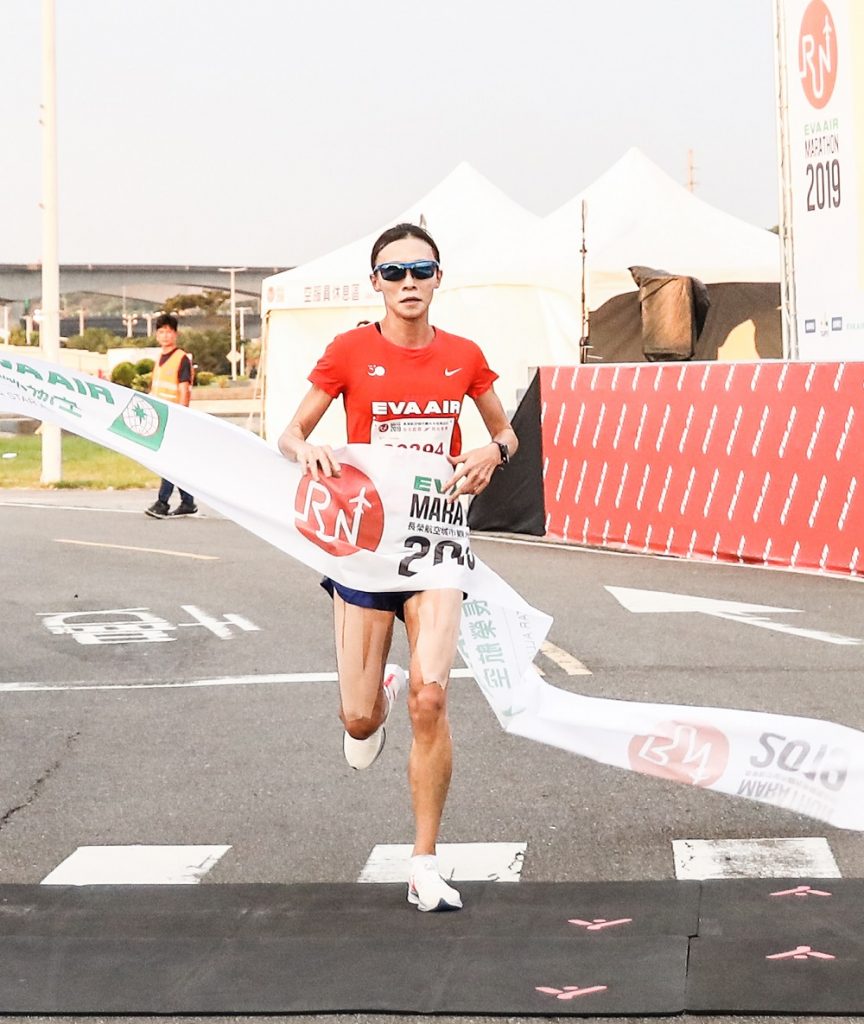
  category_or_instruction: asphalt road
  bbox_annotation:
[2,487,863,1024]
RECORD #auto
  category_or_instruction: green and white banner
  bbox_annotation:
[3,351,864,831]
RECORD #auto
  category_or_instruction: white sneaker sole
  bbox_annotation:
[407,884,462,912]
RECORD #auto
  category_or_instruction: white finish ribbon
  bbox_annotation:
[2,351,863,831]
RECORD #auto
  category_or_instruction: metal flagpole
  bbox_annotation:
[773,0,799,360]
[40,0,62,482]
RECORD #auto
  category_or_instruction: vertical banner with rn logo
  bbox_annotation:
[782,0,864,357]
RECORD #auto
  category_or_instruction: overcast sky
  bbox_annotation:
[1,0,779,267]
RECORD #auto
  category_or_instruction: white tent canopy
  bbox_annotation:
[545,147,781,309]
[446,148,780,309]
[437,148,781,389]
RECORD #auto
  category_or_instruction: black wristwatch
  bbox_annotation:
[494,441,510,468]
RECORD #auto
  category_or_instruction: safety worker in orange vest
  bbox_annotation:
[144,313,198,518]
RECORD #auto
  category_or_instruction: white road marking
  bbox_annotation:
[607,586,862,646]
[672,837,841,880]
[0,668,476,694]
[38,605,259,644]
[0,500,143,514]
[178,605,259,637]
[41,844,231,885]
[54,538,218,560]
[39,606,179,645]
[358,842,526,883]
[540,640,591,675]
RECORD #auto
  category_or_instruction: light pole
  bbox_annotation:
[237,305,253,377]
[218,267,246,381]
[40,0,62,482]
[236,305,252,341]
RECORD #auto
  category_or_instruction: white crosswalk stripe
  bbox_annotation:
[358,842,527,883]
[41,844,231,885]
[672,837,840,880]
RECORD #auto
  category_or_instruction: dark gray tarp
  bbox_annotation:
[583,282,781,364]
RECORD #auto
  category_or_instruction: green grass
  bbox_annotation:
[0,434,160,489]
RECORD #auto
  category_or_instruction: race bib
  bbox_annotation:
[372,416,453,456]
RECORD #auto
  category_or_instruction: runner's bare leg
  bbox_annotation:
[403,588,463,855]
[333,593,395,739]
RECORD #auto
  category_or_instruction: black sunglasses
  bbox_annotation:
[372,260,440,282]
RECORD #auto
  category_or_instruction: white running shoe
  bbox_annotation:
[342,664,406,771]
[407,856,463,912]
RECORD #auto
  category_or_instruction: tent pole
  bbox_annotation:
[579,199,590,363]
[257,309,270,438]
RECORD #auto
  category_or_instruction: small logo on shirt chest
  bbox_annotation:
[368,364,386,377]
[443,367,461,377]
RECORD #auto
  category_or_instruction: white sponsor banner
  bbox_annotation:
[263,276,378,311]
[3,352,864,831]
[783,0,864,357]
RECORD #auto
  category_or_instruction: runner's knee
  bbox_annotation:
[410,682,446,727]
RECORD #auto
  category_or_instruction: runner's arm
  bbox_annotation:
[444,386,518,499]
[474,386,518,459]
[277,385,341,479]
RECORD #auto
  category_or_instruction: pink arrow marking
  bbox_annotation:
[536,985,609,1000]
[766,945,836,960]
[769,885,832,897]
[568,917,633,931]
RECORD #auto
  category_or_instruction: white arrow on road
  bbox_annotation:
[606,586,863,646]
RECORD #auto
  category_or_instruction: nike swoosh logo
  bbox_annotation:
[444,368,461,376]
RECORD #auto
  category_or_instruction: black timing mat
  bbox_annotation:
[0,881,695,1015]
[687,878,864,1014]
[1,878,862,1014]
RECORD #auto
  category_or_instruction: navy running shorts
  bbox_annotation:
[320,577,418,621]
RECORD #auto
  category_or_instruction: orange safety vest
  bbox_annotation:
[150,348,189,404]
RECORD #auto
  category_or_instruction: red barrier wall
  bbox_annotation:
[540,362,864,575]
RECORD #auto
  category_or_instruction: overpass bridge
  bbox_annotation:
[0,264,290,309]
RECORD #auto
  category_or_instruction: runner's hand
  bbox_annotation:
[443,443,500,502]
[286,440,341,481]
